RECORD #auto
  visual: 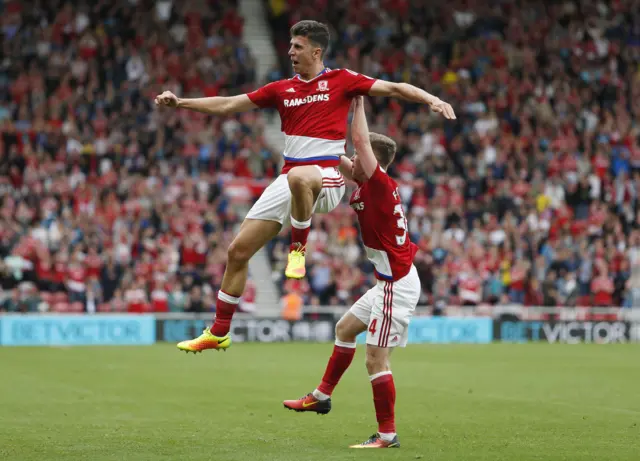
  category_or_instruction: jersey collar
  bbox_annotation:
[294,67,330,83]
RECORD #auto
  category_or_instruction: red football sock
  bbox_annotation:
[290,217,311,252]
[210,290,241,336]
[316,343,356,396]
[371,372,396,434]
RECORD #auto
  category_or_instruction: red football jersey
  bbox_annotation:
[247,68,376,173]
[349,166,418,281]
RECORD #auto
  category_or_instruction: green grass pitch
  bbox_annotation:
[1,343,639,461]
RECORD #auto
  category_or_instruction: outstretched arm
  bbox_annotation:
[351,96,378,180]
[369,80,456,119]
[155,91,257,115]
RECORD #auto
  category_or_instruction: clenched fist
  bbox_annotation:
[155,91,179,108]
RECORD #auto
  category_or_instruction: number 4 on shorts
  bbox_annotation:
[368,319,378,335]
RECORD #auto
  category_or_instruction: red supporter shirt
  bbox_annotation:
[66,263,86,292]
[53,262,67,284]
[591,276,614,306]
[151,289,169,312]
[36,260,54,283]
[459,276,481,304]
[85,253,103,279]
[510,266,527,291]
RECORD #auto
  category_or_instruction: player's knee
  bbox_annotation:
[335,320,358,343]
[227,240,252,265]
[287,170,310,191]
[287,169,320,194]
[365,348,389,375]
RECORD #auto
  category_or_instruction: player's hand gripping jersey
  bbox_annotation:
[247,69,376,173]
[349,165,418,282]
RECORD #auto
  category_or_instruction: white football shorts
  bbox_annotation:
[349,265,421,348]
[245,166,345,226]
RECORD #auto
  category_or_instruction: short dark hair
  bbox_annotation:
[369,133,397,169]
[290,20,330,56]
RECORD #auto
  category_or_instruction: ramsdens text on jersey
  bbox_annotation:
[351,201,365,211]
[283,94,330,107]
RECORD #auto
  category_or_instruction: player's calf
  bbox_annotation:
[365,346,397,446]
[209,232,254,336]
[311,313,366,400]
[285,166,322,279]
[285,214,310,280]
[182,218,281,350]
[282,338,356,415]
[283,317,364,416]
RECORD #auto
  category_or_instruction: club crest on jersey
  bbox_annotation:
[317,80,329,92]
[351,187,364,211]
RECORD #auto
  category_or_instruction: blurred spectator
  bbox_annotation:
[281,285,304,321]
[0,0,275,314]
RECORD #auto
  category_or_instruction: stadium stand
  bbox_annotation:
[0,0,274,313]
[2,0,640,314]
[265,0,640,309]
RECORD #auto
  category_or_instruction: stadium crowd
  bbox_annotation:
[266,0,640,310]
[3,0,640,315]
[0,0,271,313]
